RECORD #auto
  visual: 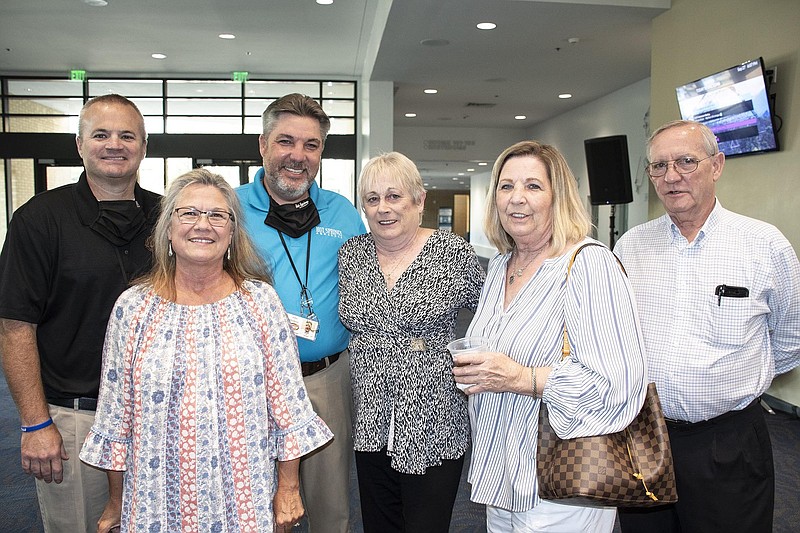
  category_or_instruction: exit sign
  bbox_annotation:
[70,70,86,81]
[233,71,249,82]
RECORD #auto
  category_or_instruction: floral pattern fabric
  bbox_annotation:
[80,280,332,533]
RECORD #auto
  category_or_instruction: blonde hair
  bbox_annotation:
[484,140,590,254]
[357,152,426,210]
[140,169,271,300]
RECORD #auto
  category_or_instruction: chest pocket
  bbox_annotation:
[704,292,752,347]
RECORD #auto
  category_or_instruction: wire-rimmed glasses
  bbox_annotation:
[645,155,715,178]
[174,207,234,227]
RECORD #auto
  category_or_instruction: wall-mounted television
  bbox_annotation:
[676,57,778,158]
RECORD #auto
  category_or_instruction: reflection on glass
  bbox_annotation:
[166,158,194,184]
[245,81,320,98]
[321,82,356,99]
[329,117,355,135]
[166,117,242,134]
[89,80,164,97]
[9,116,76,133]
[198,166,242,189]
[320,159,355,204]
[322,100,355,117]
[167,98,242,116]
[7,79,83,96]
[46,166,82,190]
[10,159,35,212]
[167,80,242,98]
[139,159,166,195]
[8,98,84,115]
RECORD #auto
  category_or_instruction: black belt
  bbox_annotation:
[301,352,341,377]
[665,398,761,428]
[48,397,98,411]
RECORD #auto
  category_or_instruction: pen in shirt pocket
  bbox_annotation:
[715,284,749,305]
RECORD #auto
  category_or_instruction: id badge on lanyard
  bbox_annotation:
[279,231,320,342]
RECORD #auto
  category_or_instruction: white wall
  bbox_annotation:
[527,78,651,246]
[466,78,651,257]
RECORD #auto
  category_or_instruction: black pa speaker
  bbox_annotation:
[584,135,633,205]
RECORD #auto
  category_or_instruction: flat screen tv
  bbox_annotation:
[675,57,778,157]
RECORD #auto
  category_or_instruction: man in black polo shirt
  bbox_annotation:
[0,94,160,533]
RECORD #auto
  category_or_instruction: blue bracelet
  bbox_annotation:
[21,417,54,433]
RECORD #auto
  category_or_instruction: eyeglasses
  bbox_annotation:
[645,155,715,177]
[174,207,233,227]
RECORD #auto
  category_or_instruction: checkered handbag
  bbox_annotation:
[535,244,678,507]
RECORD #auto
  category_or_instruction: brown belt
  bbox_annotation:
[301,352,341,377]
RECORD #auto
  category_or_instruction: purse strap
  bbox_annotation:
[561,242,626,360]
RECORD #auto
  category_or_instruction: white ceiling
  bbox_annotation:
[0,0,670,191]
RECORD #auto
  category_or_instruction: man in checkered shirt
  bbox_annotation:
[615,120,800,533]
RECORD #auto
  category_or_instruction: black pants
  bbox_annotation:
[618,400,774,533]
[355,449,464,533]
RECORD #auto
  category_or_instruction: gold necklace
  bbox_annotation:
[508,252,536,285]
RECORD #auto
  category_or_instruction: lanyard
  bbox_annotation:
[278,231,316,319]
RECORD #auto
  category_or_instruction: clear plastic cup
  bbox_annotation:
[447,336,488,391]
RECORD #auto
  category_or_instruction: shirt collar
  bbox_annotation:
[665,198,721,248]
[73,171,158,226]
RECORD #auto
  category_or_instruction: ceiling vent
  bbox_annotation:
[465,102,496,108]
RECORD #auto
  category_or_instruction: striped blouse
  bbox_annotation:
[466,238,647,512]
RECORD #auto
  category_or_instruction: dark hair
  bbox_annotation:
[262,93,331,143]
[141,168,271,300]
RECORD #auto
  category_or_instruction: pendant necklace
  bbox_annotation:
[508,252,536,285]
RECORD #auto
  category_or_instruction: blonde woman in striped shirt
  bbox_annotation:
[452,140,647,533]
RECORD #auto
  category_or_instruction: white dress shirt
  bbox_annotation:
[615,201,800,422]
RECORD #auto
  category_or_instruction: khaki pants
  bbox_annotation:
[36,405,109,533]
[300,350,354,533]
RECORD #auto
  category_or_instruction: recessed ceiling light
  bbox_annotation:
[405,113,417,118]
[467,168,475,172]
[219,33,236,40]
[151,53,167,60]
[478,162,488,166]
[452,177,459,180]
[423,88,438,94]
[316,0,333,4]
[558,93,573,99]
[515,115,527,120]
[457,173,465,176]
[477,22,497,30]
[83,0,108,6]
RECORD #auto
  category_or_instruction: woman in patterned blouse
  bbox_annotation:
[452,141,647,532]
[80,169,332,532]
[338,152,485,533]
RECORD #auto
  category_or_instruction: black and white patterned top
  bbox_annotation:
[338,230,485,474]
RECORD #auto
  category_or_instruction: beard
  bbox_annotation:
[264,165,314,202]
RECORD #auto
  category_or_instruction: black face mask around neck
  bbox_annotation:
[90,200,146,246]
[264,194,320,238]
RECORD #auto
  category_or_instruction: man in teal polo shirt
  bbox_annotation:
[237,93,364,533]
